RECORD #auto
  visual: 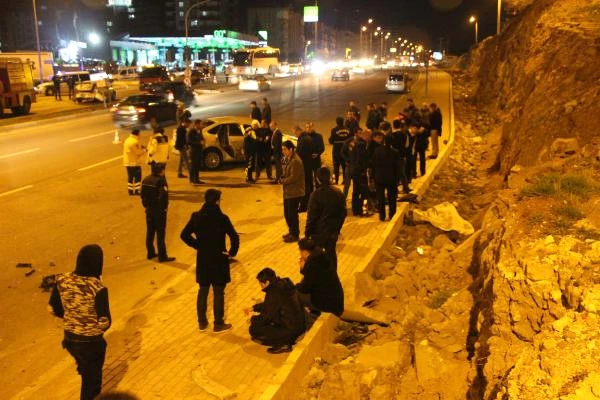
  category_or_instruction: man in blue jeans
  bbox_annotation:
[181,189,240,333]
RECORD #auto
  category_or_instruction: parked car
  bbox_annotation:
[385,72,410,93]
[331,68,350,81]
[168,68,205,85]
[111,94,178,129]
[113,66,139,80]
[139,66,169,91]
[147,81,200,108]
[74,79,116,103]
[35,71,91,96]
[238,75,271,92]
[200,116,297,170]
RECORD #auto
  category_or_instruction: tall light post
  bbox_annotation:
[304,40,311,60]
[31,0,43,82]
[497,0,502,34]
[184,0,212,87]
[469,16,479,45]
[360,26,366,58]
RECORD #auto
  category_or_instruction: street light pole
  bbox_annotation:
[469,16,479,45]
[304,40,311,60]
[497,0,502,34]
[184,0,212,87]
[32,0,44,82]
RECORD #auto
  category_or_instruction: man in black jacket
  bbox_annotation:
[390,119,411,194]
[269,120,283,183]
[250,100,262,121]
[372,132,399,221]
[141,164,175,262]
[261,97,272,124]
[249,267,305,354]
[329,117,352,184]
[428,103,443,159]
[188,119,205,184]
[306,122,325,187]
[175,118,190,179]
[349,129,370,216]
[49,244,111,400]
[296,127,314,212]
[180,189,240,333]
[255,119,273,181]
[305,167,347,269]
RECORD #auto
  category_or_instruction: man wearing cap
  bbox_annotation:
[123,129,146,195]
[181,189,240,333]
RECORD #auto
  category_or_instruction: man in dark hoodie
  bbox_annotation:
[328,116,352,184]
[248,267,306,354]
[181,189,240,333]
[49,244,111,400]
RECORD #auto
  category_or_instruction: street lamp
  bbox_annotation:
[304,40,311,60]
[469,15,479,44]
[497,0,502,34]
[88,32,100,45]
[184,0,213,87]
[31,0,43,82]
[360,26,367,58]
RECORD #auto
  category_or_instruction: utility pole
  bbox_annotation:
[497,0,502,35]
[32,0,43,82]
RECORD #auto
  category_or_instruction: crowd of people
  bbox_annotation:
[49,96,443,400]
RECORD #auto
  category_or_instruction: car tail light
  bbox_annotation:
[136,107,146,113]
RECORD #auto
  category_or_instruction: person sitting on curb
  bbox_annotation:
[295,238,388,326]
[247,267,306,354]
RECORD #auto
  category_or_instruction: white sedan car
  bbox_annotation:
[238,75,271,92]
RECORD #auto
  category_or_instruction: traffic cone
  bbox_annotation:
[112,130,121,144]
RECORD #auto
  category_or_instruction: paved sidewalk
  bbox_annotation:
[14,69,453,400]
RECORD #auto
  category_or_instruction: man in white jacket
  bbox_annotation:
[123,129,146,195]
[146,127,171,170]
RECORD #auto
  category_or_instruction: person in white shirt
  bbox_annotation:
[122,129,146,195]
[146,127,171,170]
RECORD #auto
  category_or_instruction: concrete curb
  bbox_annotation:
[260,71,457,400]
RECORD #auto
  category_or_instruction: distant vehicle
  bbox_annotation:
[113,66,139,80]
[74,79,116,103]
[111,93,178,129]
[200,116,297,169]
[0,51,54,82]
[351,66,367,75]
[168,67,205,85]
[231,47,280,75]
[238,75,271,92]
[0,58,37,116]
[147,81,200,107]
[331,68,350,81]
[385,72,410,93]
[36,71,92,96]
[139,66,169,91]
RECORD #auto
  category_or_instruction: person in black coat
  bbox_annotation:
[174,119,190,179]
[250,100,262,121]
[372,132,399,221]
[248,268,306,354]
[269,121,283,183]
[390,119,411,194]
[243,122,258,183]
[348,130,370,216]
[261,98,272,124]
[180,189,240,333]
[305,167,347,269]
[296,128,314,212]
[328,117,352,184]
[306,122,325,187]
[295,238,344,317]
[187,119,205,184]
[428,103,443,159]
[255,119,273,181]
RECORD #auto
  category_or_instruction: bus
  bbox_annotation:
[231,47,280,76]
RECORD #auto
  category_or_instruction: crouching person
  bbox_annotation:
[249,267,306,354]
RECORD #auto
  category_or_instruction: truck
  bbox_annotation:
[0,58,37,116]
[0,51,54,82]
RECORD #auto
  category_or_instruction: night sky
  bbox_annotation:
[319,0,501,53]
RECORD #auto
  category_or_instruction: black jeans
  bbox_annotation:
[126,166,142,195]
[351,173,368,215]
[397,157,410,193]
[255,150,272,179]
[197,284,225,325]
[332,151,345,184]
[273,153,283,181]
[245,153,256,181]
[283,196,302,237]
[415,147,427,176]
[299,163,314,211]
[376,183,398,221]
[63,338,106,400]
[145,210,167,259]
[312,233,338,270]
[249,320,297,347]
[190,149,203,183]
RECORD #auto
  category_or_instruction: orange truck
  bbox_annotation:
[0,58,37,117]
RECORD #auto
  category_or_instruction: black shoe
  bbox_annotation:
[147,254,157,260]
[178,173,188,178]
[246,178,256,184]
[158,256,176,262]
[283,235,299,243]
[282,233,292,239]
[199,321,209,332]
[214,323,232,333]
[267,344,292,354]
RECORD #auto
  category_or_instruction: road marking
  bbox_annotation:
[0,147,41,160]
[0,184,33,198]
[77,155,123,171]
[67,130,115,143]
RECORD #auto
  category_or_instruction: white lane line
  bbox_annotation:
[0,147,41,160]
[0,185,33,198]
[67,130,115,143]
[78,155,122,172]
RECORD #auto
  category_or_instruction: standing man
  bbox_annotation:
[305,167,347,269]
[146,127,170,170]
[270,120,283,183]
[296,127,313,212]
[188,119,205,184]
[372,131,399,221]
[261,97,272,124]
[307,122,325,187]
[141,163,175,262]
[281,140,305,243]
[181,189,240,333]
[390,119,411,194]
[347,100,360,123]
[52,74,62,101]
[250,100,262,121]
[244,121,259,183]
[428,103,443,159]
[349,129,370,216]
[49,244,111,400]
[174,118,190,179]
[255,120,273,181]
[68,75,76,100]
[329,117,352,184]
[123,129,146,195]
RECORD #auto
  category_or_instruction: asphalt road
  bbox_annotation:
[0,68,446,398]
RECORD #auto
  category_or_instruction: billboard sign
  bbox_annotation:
[303,6,319,22]
[107,0,132,6]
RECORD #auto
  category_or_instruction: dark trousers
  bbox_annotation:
[343,166,352,199]
[351,173,368,215]
[283,196,302,237]
[197,284,225,325]
[299,163,313,211]
[332,152,345,184]
[145,210,167,259]
[54,85,61,100]
[312,156,322,187]
[190,150,203,183]
[312,233,338,270]
[406,154,416,183]
[398,157,410,193]
[177,147,190,175]
[273,153,283,181]
[376,183,398,221]
[63,338,106,400]
[415,147,427,176]
[255,150,272,179]
[126,166,142,195]
[249,321,296,347]
[245,153,256,181]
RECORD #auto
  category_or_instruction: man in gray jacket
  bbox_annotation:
[281,140,305,243]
